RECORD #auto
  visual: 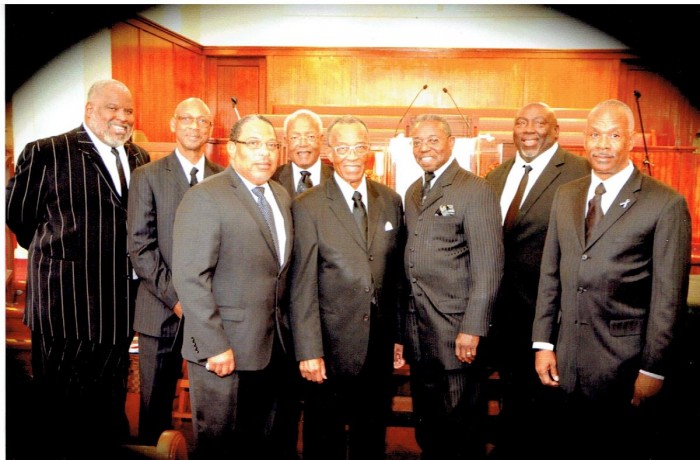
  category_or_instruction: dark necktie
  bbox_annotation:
[422,171,435,203]
[252,187,280,260]
[190,167,199,187]
[503,165,532,231]
[585,182,606,243]
[352,191,367,243]
[111,147,128,203]
[297,170,313,194]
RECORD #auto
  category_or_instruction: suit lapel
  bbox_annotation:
[76,128,123,204]
[421,159,459,212]
[573,179,590,249]
[326,179,367,250]
[164,152,190,196]
[519,150,565,218]
[229,168,280,260]
[366,181,384,250]
[269,180,294,268]
[490,158,514,195]
[586,169,641,248]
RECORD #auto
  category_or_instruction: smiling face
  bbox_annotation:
[285,114,323,170]
[410,119,454,172]
[84,81,134,148]
[327,121,370,189]
[584,102,635,180]
[171,98,213,161]
[513,103,559,160]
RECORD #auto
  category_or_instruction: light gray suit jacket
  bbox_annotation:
[533,167,692,401]
[172,166,293,370]
[128,152,224,338]
[403,159,504,370]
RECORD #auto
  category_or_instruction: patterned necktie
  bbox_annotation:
[189,167,199,187]
[585,182,606,243]
[111,147,128,203]
[352,191,367,243]
[252,187,280,260]
[503,165,533,231]
[422,171,435,203]
[297,170,313,194]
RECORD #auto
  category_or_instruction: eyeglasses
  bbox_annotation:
[233,139,282,151]
[176,115,213,128]
[331,143,371,157]
[411,136,443,149]
[288,134,318,144]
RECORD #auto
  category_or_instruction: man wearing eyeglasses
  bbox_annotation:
[172,114,294,458]
[289,115,406,460]
[128,97,223,445]
[272,109,334,197]
[402,114,504,460]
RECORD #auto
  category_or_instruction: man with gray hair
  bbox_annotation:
[6,79,150,458]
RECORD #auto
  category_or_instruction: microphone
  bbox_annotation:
[231,96,241,120]
[443,88,471,136]
[394,84,428,137]
[633,90,652,176]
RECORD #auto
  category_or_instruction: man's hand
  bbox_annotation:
[535,349,560,386]
[631,372,663,406]
[299,358,327,383]
[205,348,235,377]
[455,333,479,364]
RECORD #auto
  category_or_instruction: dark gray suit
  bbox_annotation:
[128,151,223,443]
[290,176,405,460]
[271,161,334,197]
[172,166,293,457]
[484,147,589,456]
[533,167,691,458]
[403,159,503,459]
[5,125,150,457]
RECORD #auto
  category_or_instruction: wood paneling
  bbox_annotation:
[206,57,266,139]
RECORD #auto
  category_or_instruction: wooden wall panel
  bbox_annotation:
[111,22,141,122]
[268,55,356,107]
[139,32,176,141]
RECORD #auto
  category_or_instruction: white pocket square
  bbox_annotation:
[384,221,394,231]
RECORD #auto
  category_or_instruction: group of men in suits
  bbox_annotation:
[6,76,692,460]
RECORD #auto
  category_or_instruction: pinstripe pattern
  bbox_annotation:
[403,159,504,369]
[6,126,150,345]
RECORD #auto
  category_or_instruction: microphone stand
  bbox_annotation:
[633,90,652,176]
[231,96,241,121]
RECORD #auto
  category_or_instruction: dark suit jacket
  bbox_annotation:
[172,166,293,370]
[271,161,334,197]
[290,177,405,377]
[533,167,691,401]
[128,152,224,338]
[485,147,590,341]
[403,159,504,370]
[6,125,150,345]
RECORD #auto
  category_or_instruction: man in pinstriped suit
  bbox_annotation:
[402,114,504,460]
[6,79,150,459]
[128,97,223,445]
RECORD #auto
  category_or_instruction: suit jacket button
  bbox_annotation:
[364,287,370,292]
[369,255,374,261]
[363,314,369,321]
[411,278,417,283]
[581,254,589,260]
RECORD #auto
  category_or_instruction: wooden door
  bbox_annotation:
[206,57,267,140]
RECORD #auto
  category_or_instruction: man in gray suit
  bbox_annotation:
[290,115,406,460]
[532,99,691,459]
[484,102,589,458]
[6,79,150,458]
[172,114,293,459]
[403,114,504,460]
[272,108,334,197]
[128,97,223,445]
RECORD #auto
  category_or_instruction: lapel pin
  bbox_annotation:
[620,199,631,208]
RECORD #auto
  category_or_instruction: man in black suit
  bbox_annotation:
[484,102,590,458]
[532,99,691,459]
[272,108,333,197]
[172,115,293,459]
[290,115,406,460]
[6,79,150,459]
[128,97,223,445]
[402,114,503,460]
